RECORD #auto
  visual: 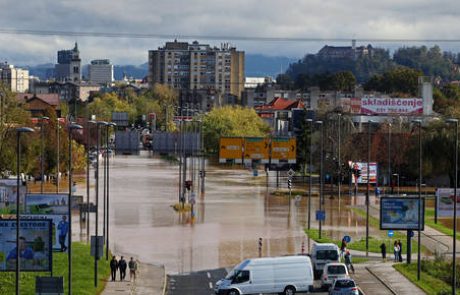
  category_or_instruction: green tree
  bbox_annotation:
[87,93,135,122]
[364,67,422,96]
[202,106,270,153]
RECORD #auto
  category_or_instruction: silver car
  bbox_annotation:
[329,278,359,295]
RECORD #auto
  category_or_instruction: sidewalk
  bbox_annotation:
[102,262,166,295]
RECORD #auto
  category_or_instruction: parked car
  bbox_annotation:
[310,243,340,278]
[321,262,349,290]
[329,278,359,295]
[214,255,314,295]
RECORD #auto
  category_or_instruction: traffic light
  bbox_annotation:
[287,178,292,189]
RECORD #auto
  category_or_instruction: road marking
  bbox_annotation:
[209,282,213,289]
[207,272,211,279]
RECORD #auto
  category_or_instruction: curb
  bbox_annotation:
[365,266,398,295]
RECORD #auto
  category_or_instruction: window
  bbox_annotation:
[334,280,355,288]
[327,265,347,275]
[317,250,338,260]
[232,270,250,284]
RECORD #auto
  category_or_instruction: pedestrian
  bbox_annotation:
[119,256,127,281]
[340,238,347,261]
[344,250,355,274]
[258,238,263,257]
[110,256,118,281]
[129,257,138,282]
[393,241,400,262]
[380,242,387,261]
[398,240,403,262]
[57,215,69,252]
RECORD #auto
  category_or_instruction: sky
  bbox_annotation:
[1,0,460,66]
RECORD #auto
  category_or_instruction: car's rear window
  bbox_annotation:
[317,250,338,260]
[335,280,355,288]
[327,265,347,274]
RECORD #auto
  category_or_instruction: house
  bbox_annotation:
[255,97,304,135]
[16,93,61,118]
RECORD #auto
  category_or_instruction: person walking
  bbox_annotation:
[393,241,400,262]
[110,256,118,281]
[340,238,347,262]
[380,242,387,261]
[397,240,403,262]
[344,250,355,274]
[119,256,127,281]
[57,215,69,252]
[129,257,138,282]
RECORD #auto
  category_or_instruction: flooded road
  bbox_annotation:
[76,152,379,274]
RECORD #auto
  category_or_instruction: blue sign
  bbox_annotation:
[380,197,425,230]
[316,210,326,221]
[387,230,395,238]
[343,235,351,243]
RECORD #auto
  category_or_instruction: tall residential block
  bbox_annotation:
[55,42,81,82]
[88,59,114,85]
[0,62,29,93]
[148,40,245,100]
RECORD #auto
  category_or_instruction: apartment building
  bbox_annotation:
[55,42,81,82]
[0,62,29,93]
[148,40,245,104]
[88,59,114,85]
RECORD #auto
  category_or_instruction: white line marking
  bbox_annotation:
[209,282,213,289]
[207,272,211,279]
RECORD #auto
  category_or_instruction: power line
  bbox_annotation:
[1,28,460,43]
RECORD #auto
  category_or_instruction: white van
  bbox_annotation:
[310,243,340,278]
[214,255,314,295]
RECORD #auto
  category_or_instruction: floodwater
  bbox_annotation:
[74,152,380,274]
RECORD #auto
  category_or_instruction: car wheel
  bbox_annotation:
[227,289,239,295]
[283,286,296,295]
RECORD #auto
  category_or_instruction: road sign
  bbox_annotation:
[219,137,244,163]
[91,236,104,258]
[189,192,196,205]
[244,137,269,163]
[271,137,297,164]
[316,210,326,221]
[387,230,395,238]
[287,169,295,177]
[343,235,351,243]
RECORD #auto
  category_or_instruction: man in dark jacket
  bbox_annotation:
[118,256,128,281]
[110,256,118,281]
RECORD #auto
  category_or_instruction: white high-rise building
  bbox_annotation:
[88,59,114,85]
[0,62,29,93]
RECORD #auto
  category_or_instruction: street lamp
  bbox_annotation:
[86,120,96,243]
[388,122,392,195]
[105,122,116,261]
[366,120,374,257]
[315,120,324,239]
[15,127,34,295]
[306,119,313,230]
[40,116,49,193]
[412,119,422,281]
[93,121,107,287]
[446,118,458,295]
[337,113,342,202]
[56,119,61,193]
[68,123,83,295]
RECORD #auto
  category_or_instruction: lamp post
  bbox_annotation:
[105,122,116,261]
[393,173,400,196]
[15,127,34,295]
[337,113,342,202]
[446,118,458,295]
[366,120,373,257]
[388,122,392,194]
[86,120,95,243]
[306,119,313,230]
[40,116,49,193]
[315,120,324,239]
[56,120,61,193]
[94,121,107,287]
[68,123,83,295]
[412,119,422,281]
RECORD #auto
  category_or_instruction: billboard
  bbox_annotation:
[0,219,52,271]
[271,137,296,164]
[360,97,423,115]
[0,179,26,214]
[25,194,69,251]
[380,197,425,230]
[350,162,377,184]
[436,188,460,217]
[219,137,244,163]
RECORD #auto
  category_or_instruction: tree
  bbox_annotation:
[202,106,270,153]
[87,93,135,122]
[364,67,422,96]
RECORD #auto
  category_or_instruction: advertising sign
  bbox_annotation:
[271,137,296,164]
[350,162,377,184]
[0,219,52,271]
[361,97,423,115]
[380,197,425,230]
[25,194,69,251]
[436,188,460,217]
[244,137,269,164]
[0,179,26,214]
[219,137,244,163]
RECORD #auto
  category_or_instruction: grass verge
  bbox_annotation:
[0,242,111,295]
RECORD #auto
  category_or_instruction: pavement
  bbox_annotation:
[102,262,166,295]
